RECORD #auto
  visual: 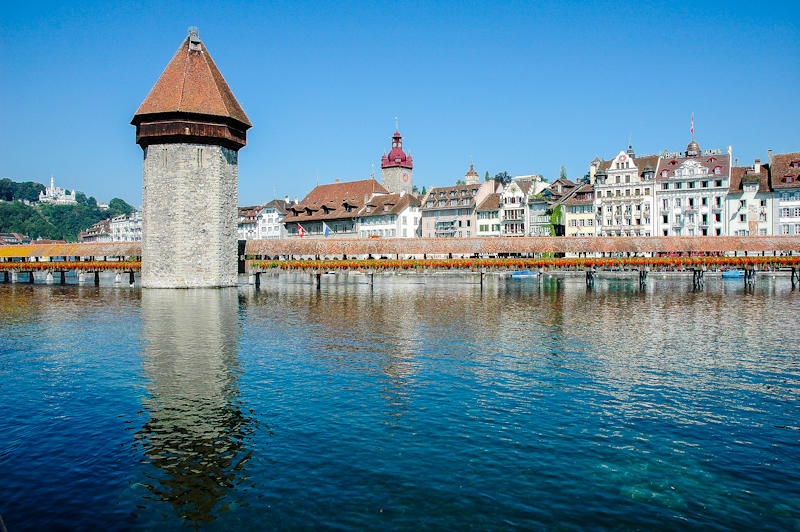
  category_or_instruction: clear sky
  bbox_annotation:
[1,0,798,206]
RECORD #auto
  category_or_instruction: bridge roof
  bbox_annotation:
[245,236,800,256]
[0,243,141,258]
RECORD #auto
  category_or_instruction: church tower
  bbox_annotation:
[131,28,251,288]
[380,128,413,195]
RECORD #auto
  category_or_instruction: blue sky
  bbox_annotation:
[1,0,798,206]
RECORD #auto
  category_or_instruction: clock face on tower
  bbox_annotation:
[402,173,409,183]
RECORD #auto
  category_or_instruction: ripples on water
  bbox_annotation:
[0,275,799,530]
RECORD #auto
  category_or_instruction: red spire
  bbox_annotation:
[381,129,412,169]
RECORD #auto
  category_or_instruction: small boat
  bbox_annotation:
[510,269,538,279]
[721,269,745,279]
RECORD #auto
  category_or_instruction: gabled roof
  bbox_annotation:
[132,32,251,127]
[283,179,389,222]
[562,183,595,205]
[598,155,660,178]
[476,193,501,211]
[655,152,730,181]
[360,193,420,217]
[770,152,800,189]
[262,199,289,215]
[729,165,770,193]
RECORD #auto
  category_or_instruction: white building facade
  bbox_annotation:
[655,142,731,237]
[110,211,142,242]
[593,148,659,237]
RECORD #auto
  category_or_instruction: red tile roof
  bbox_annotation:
[562,183,595,205]
[655,153,730,180]
[770,152,800,189]
[133,33,251,128]
[283,179,389,222]
[729,165,770,193]
[476,193,501,211]
[361,193,420,217]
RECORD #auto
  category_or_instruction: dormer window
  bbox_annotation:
[661,170,669,178]
[791,161,800,168]
[708,157,717,163]
[384,205,389,211]
[786,175,795,183]
[670,160,677,166]
[713,166,722,175]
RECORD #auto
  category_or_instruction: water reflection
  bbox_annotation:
[135,289,252,526]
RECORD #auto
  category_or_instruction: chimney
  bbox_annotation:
[734,158,738,167]
[768,149,774,165]
[284,195,290,204]
[754,159,761,173]
[294,196,298,204]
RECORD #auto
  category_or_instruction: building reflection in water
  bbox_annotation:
[135,288,252,526]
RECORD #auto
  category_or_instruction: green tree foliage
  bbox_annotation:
[38,203,109,241]
[456,179,465,185]
[420,186,427,196]
[0,178,45,202]
[560,166,568,180]
[0,202,62,239]
[494,171,512,186]
[108,198,135,217]
[549,205,564,236]
[484,171,490,182]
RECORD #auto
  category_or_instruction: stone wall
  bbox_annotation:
[142,143,238,288]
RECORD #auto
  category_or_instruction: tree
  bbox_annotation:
[494,171,512,186]
[75,191,87,204]
[420,186,427,196]
[484,171,490,182]
[560,166,568,180]
[456,179,465,185]
[108,197,135,217]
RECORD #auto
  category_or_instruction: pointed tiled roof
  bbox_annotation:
[133,31,251,127]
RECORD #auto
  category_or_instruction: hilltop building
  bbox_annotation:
[131,28,251,287]
[380,129,413,195]
[38,176,77,205]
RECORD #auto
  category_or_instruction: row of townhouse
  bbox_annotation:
[569,139,800,237]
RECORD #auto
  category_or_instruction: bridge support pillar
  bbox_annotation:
[114,273,122,284]
[94,271,100,286]
[60,271,66,284]
[11,271,18,283]
[46,271,54,284]
[129,271,135,286]
[480,269,486,291]
[28,271,35,283]
[792,267,798,288]
[638,267,648,286]
[315,271,321,291]
[586,267,595,288]
[692,268,704,289]
[744,267,756,286]
[1,271,7,283]
[254,272,260,289]
[78,271,86,284]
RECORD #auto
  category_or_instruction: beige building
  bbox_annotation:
[421,180,497,238]
[562,184,596,236]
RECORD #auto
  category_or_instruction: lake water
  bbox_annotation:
[1,274,799,530]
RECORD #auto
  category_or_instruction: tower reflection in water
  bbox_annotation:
[135,289,252,526]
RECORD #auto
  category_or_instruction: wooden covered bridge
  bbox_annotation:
[2,237,800,286]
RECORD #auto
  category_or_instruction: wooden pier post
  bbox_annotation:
[480,269,486,291]
[11,271,18,283]
[94,271,100,286]
[315,271,321,291]
[60,271,66,284]
[28,271,35,283]
[129,271,135,286]
[254,271,260,289]
[792,267,798,288]
[1,271,7,283]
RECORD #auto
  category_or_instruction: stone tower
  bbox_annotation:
[464,162,479,185]
[380,129,413,195]
[131,28,251,288]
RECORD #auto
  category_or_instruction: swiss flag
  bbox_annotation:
[297,224,305,237]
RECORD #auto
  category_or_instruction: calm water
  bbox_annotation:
[1,274,799,530]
